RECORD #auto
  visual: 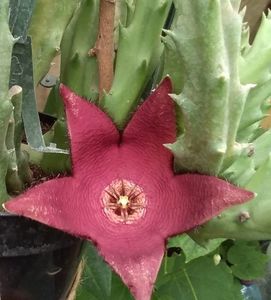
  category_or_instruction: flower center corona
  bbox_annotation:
[101,179,147,224]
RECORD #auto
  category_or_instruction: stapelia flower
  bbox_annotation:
[4,78,253,300]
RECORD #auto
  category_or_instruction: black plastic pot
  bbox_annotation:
[0,212,83,300]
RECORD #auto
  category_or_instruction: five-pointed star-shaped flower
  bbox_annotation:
[4,78,253,300]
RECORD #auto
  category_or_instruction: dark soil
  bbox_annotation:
[28,164,68,189]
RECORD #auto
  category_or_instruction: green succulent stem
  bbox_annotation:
[5,96,23,193]
[0,0,16,204]
[0,101,13,204]
[188,7,271,242]
[29,0,80,85]
[44,0,101,175]
[0,0,16,99]
[239,12,271,84]
[10,86,32,186]
[60,0,100,100]
[40,118,71,174]
[5,86,33,195]
[237,78,271,141]
[166,0,250,175]
[101,0,172,129]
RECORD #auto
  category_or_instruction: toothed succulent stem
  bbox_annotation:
[38,0,100,175]
[166,0,251,175]
[237,78,271,141]
[0,0,16,99]
[239,12,271,84]
[5,86,33,195]
[102,0,172,129]
[189,6,271,242]
[29,0,80,85]
[9,86,32,186]
[5,94,23,194]
[0,102,13,204]
[0,0,16,203]
[60,0,100,100]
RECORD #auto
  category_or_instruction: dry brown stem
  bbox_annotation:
[66,260,85,300]
[95,0,116,100]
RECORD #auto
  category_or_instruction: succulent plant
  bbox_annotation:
[1,0,271,299]
[0,0,32,204]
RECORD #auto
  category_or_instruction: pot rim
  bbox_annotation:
[0,211,18,217]
[0,211,83,257]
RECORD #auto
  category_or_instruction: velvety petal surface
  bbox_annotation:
[60,84,120,176]
[161,174,255,236]
[4,178,78,232]
[123,77,175,170]
[123,77,175,146]
[101,242,165,300]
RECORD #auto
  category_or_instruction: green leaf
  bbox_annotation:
[168,234,224,263]
[227,241,269,280]
[154,255,242,300]
[76,243,133,300]
[76,243,112,300]
[110,273,134,300]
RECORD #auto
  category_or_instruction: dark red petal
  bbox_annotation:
[162,174,254,236]
[99,240,165,300]
[123,77,175,147]
[59,84,120,176]
[3,178,80,234]
[3,176,123,242]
